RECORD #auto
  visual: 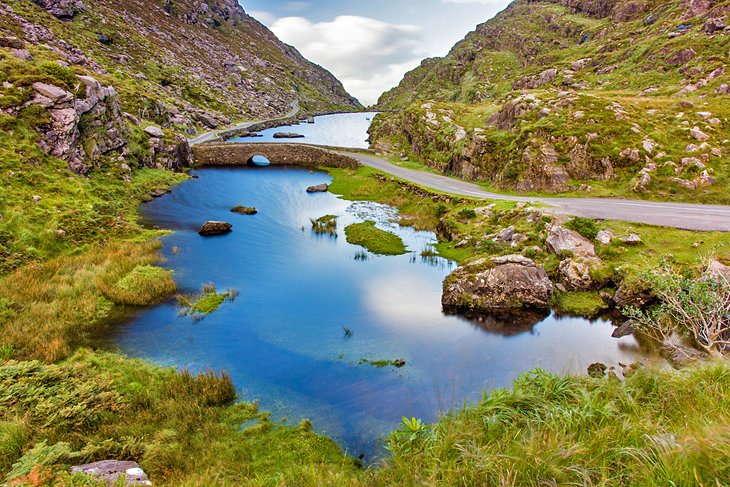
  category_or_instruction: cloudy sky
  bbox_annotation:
[242,0,511,105]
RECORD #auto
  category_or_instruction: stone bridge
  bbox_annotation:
[191,142,360,169]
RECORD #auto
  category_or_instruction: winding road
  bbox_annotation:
[341,152,730,232]
[189,101,300,146]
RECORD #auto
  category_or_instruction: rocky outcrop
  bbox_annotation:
[442,255,553,314]
[31,0,84,20]
[18,75,129,174]
[546,225,604,291]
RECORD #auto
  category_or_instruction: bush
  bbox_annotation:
[565,217,599,240]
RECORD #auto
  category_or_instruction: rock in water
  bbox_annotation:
[231,206,258,215]
[273,132,305,139]
[306,183,329,193]
[442,255,553,314]
[198,221,233,236]
[71,461,152,486]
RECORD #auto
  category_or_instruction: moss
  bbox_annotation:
[551,291,609,317]
[345,221,407,256]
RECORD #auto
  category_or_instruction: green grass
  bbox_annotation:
[176,283,237,318]
[310,215,338,236]
[0,350,359,486]
[374,362,730,486]
[344,221,407,256]
[552,291,609,317]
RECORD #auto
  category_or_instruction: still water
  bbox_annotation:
[109,165,648,460]
[228,112,378,148]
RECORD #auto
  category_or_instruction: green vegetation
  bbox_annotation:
[627,263,730,358]
[375,362,730,486]
[552,291,610,318]
[310,214,338,236]
[345,221,407,256]
[565,217,600,240]
[359,358,406,368]
[100,265,176,307]
[177,283,238,318]
[0,351,358,486]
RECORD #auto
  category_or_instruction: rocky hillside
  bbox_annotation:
[371,0,730,202]
[0,0,360,273]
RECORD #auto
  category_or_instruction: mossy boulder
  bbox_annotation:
[198,221,232,236]
[442,254,553,315]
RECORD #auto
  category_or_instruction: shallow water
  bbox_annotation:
[228,112,379,148]
[108,165,649,460]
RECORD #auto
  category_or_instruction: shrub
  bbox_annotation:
[565,217,599,240]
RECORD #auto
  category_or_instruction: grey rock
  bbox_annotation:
[545,225,597,258]
[596,230,614,245]
[273,132,305,139]
[144,126,165,138]
[306,183,329,193]
[612,320,635,338]
[70,460,151,486]
[620,233,643,245]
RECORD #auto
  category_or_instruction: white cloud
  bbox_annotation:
[270,15,426,105]
[249,10,275,25]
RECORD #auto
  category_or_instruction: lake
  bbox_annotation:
[228,111,379,148]
[108,159,650,460]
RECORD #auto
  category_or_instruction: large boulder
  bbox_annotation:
[306,183,329,193]
[31,0,83,19]
[70,461,151,486]
[198,221,233,236]
[545,225,597,258]
[442,255,553,314]
[546,225,604,290]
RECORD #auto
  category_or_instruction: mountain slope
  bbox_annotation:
[371,0,730,202]
[0,0,360,273]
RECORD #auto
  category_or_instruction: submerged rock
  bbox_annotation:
[70,460,151,486]
[198,221,233,236]
[442,255,553,315]
[306,183,329,193]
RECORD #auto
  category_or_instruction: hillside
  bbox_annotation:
[0,0,361,274]
[371,0,730,202]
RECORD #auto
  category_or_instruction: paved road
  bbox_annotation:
[343,151,730,232]
[189,101,299,146]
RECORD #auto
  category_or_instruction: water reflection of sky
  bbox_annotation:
[110,165,651,461]
[228,112,379,148]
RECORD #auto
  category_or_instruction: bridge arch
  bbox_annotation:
[191,142,360,169]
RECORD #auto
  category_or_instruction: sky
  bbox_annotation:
[241,0,511,105]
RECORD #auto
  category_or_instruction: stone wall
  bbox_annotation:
[192,142,360,169]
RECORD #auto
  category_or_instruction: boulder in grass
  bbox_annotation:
[198,221,232,236]
[71,460,152,486]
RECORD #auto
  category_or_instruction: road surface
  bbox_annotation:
[189,101,299,146]
[342,151,730,232]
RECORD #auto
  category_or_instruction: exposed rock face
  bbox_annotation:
[70,461,151,486]
[198,221,233,236]
[442,255,553,314]
[20,76,129,174]
[545,225,604,290]
[31,0,84,20]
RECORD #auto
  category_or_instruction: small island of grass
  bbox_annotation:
[345,221,407,256]
[177,283,238,318]
[311,214,338,236]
